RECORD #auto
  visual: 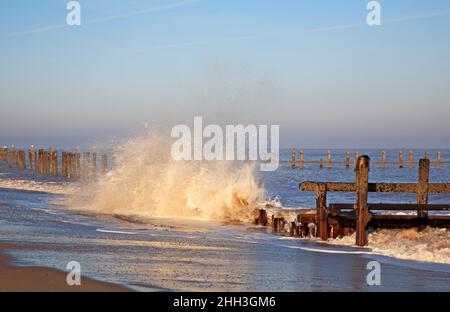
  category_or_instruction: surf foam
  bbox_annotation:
[330,227,450,264]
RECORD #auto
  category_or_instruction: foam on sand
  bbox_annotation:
[330,227,450,264]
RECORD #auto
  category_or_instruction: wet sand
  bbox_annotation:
[0,243,128,292]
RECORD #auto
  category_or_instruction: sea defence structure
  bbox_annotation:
[287,148,448,169]
[0,146,110,180]
[256,155,450,247]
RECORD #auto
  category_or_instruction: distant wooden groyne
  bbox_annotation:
[285,148,449,169]
[0,146,109,180]
[256,156,450,247]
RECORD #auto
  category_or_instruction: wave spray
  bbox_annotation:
[80,133,263,222]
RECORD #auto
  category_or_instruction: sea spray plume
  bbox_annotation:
[81,133,263,221]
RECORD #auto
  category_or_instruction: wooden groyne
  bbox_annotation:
[255,156,450,247]
[0,145,110,180]
[286,148,449,169]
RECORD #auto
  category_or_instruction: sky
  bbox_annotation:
[0,0,449,149]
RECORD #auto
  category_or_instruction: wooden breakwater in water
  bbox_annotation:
[0,145,110,180]
[255,156,450,247]
[285,148,449,169]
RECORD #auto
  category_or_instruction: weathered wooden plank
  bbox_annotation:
[326,150,331,169]
[258,209,268,226]
[18,150,26,170]
[355,156,370,246]
[300,181,450,193]
[345,151,350,168]
[315,183,328,240]
[29,146,35,171]
[330,203,450,211]
[291,147,296,168]
[417,159,430,218]
[299,150,304,169]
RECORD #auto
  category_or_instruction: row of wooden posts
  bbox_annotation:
[256,156,450,247]
[0,146,108,179]
[288,149,448,169]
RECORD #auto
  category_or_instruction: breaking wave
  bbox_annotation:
[75,133,263,222]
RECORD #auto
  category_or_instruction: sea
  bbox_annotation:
[0,146,449,291]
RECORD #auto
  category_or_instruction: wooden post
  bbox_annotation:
[424,152,429,160]
[409,150,413,169]
[291,147,296,169]
[279,218,285,233]
[4,147,8,164]
[40,150,44,174]
[294,217,301,237]
[381,150,386,168]
[299,150,304,169]
[289,222,295,236]
[45,150,51,175]
[69,153,75,179]
[72,153,77,179]
[43,150,47,174]
[67,153,72,178]
[326,150,331,169]
[102,154,108,173]
[6,147,10,165]
[345,151,350,169]
[355,155,370,247]
[436,151,441,170]
[33,148,38,172]
[51,150,58,176]
[10,146,18,165]
[42,151,46,174]
[315,183,328,240]
[48,148,53,175]
[61,152,66,177]
[319,158,323,169]
[15,147,19,165]
[76,153,81,179]
[29,146,35,171]
[417,159,430,219]
[0,147,6,162]
[38,149,44,174]
[354,152,359,166]
[92,152,97,177]
[18,150,26,171]
[398,150,403,168]
[258,209,268,226]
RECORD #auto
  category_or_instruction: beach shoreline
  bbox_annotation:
[0,242,129,292]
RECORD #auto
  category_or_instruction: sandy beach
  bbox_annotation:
[0,243,128,292]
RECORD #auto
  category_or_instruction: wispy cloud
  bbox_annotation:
[5,0,200,38]
[140,9,450,51]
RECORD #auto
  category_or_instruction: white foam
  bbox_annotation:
[30,208,62,215]
[330,227,450,264]
[96,229,138,235]
[0,179,78,195]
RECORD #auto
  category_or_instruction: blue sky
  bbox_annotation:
[1,0,450,148]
